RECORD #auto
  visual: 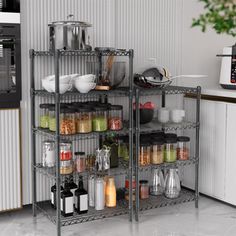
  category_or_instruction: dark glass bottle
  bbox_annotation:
[68,176,77,207]
[75,176,88,214]
[61,182,74,217]
[51,183,63,209]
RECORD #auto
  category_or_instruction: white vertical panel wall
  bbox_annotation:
[0,109,21,211]
[20,0,183,204]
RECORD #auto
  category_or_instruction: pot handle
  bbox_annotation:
[67,14,74,20]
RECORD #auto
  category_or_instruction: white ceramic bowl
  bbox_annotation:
[77,74,96,83]
[42,79,54,92]
[49,82,72,94]
[43,74,72,84]
[74,81,96,93]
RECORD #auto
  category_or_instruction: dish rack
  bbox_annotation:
[30,48,201,236]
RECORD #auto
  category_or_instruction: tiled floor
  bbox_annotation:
[0,196,236,236]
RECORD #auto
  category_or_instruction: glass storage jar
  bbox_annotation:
[125,176,136,201]
[164,137,177,163]
[39,103,51,129]
[92,106,108,132]
[108,105,123,131]
[42,140,55,167]
[177,136,190,161]
[139,180,149,199]
[118,136,129,161]
[139,140,151,166]
[76,107,92,133]
[49,105,56,132]
[60,108,76,135]
[60,160,73,175]
[75,152,86,173]
[151,139,164,164]
[60,141,72,161]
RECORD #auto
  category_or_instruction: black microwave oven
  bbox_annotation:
[0,23,21,108]
[0,0,20,13]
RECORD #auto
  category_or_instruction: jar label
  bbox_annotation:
[51,192,54,205]
[80,194,88,211]
[61,196,73,214]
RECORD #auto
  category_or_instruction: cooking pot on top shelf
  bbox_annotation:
[48,14,92,51]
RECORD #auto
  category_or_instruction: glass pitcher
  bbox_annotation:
[164,168,181,199]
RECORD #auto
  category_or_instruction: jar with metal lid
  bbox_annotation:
[139,180,149,199]
[42,140,55,167]
[76,107,92,133]
[60,141,72,161]
[92,106,108,132]
[75,152,86,173]
[177,136,190,161]
[60,108,76,135]
[151,138,165,164]
[39,104,51,129]
[108,105,123,131]
[125,176,136,201]
[49,105,56,132]
[60,160,73,175]
[139,140,151,166]
[164,136,177,163]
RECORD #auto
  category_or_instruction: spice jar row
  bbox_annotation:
[39,102,123,134]
[50,174,117,217]
[139,133,190,166]
[42,139,120,174]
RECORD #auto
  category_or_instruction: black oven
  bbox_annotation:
[0,23,21,108]
[0,0,20,13]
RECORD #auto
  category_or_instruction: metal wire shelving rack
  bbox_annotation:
[30,48,201,236]
[30,49,134,236]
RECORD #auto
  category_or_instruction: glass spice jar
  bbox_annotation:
[39,103,51,129]
[177,136,190,161]
[75,152,86,173]
[92,106,108,132]
[139,140,151,166]
[151,139,164,165]
[108,105,123,131]
[49,105,56,132]
[60,160,73,175]
[164,137,177,163]
[76,107,93,133]
[139,180,149,199]
[60,141,72,161]
[60,108,76,135]
[86,154,96,171]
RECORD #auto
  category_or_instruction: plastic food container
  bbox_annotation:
[60,141,72,161]
[76,107,92,133]
[60,108,76,135]
[49,105,56,132]
[139,140,151,166]
[75,151,86,173]
[177,136,190,161]
[39,104,51,129]
[139,180,149,199]
[92,106,108,132]
[164,136,177,163]
[151,139,164,164]
[108,105,123,130]
[60,160,73,175]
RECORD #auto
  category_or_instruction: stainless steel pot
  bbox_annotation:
[48,15,92,51]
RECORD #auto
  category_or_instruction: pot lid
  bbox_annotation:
[49,20,92,27]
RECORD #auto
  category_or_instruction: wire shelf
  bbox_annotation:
[139,189,195,212]
[138,158,198,172]
[34,159,129,180]
[32,87,131,98]
[138,85,199,96]
[33,125,130,141]
[31,49,132,57]
[35,199,129,226]
[140,120,199,134]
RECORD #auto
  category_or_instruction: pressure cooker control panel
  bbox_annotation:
[231,45,236,84]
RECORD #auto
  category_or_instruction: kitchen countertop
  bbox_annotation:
[201,85,236,99]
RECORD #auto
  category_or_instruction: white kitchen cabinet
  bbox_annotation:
[183,98,226,201]
[225,103,236,205]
